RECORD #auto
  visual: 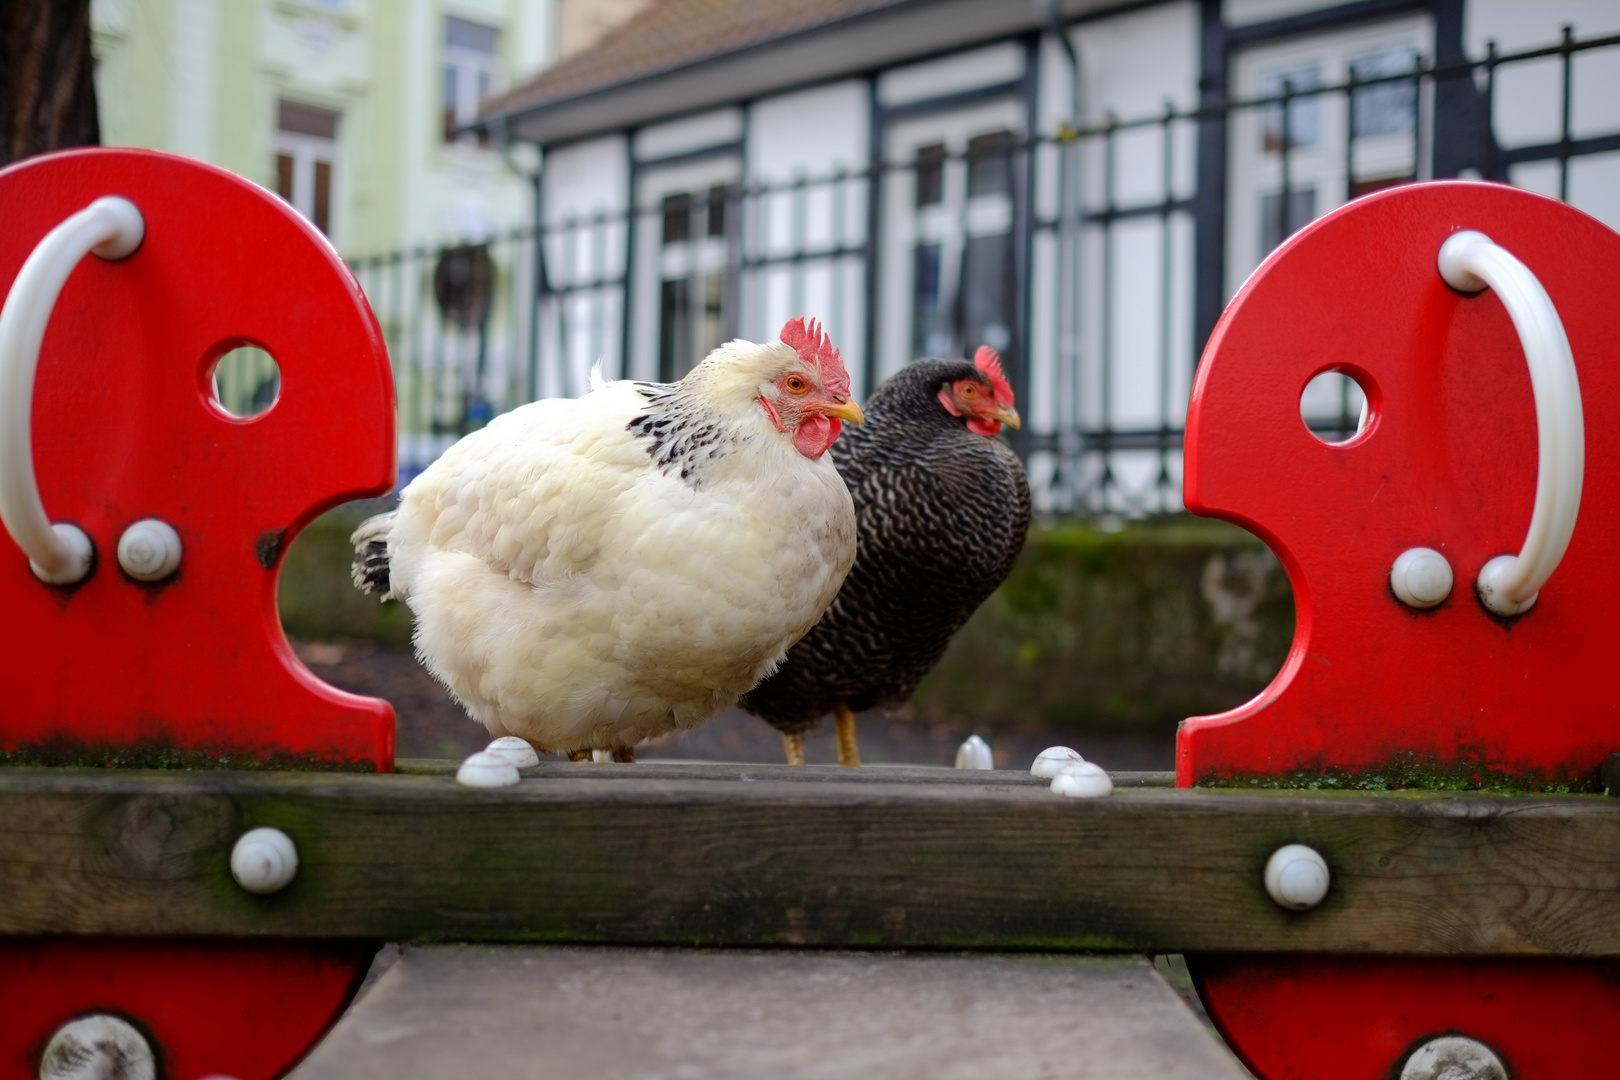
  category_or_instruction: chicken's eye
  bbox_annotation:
[960,383,978,396]
[785,375,809,393]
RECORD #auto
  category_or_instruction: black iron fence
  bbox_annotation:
[346,27,1620,515]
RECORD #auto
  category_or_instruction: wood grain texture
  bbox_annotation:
[288,947,1248,1080]
[0,765,1617,953]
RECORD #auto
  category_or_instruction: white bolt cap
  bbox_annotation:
[1437,230,1491,293]
[230,826,299,895]
[1390,547,1452,608]
[28,523,93,586]
[485,736,540,768]
[1477,554,1538,616]
[955,734,994,770]
[457,750,521,787]
[1050,760,1113,798]
[1400,1035,1507,1080]
[1031,746,1084,778]
[40,1014,155,1080]
[87,196,146,261]
[117,518,182,581]
[1264,843,1330,910]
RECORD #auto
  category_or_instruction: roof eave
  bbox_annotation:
[480,0,1124,148]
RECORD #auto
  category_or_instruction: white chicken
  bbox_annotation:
[351,319,863,760]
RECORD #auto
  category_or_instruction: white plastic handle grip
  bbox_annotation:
[1438,230,1583,616]
[0,196,144,585]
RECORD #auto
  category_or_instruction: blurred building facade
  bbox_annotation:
[449,0,1620,515]
[87,0,568,255]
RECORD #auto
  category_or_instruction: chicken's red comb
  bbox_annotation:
[974,345,1015,406]
[780,317,851,398]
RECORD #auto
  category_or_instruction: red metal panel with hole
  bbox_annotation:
[0,940,374,1080]
[1179,183,1620,1077]
[1179,182,1620,791]
[0,148,395,770]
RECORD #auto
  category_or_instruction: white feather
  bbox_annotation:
[383,341,856,754]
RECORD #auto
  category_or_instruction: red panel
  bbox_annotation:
[0,939,373,1080]
[1190,955,1620,1079]
[0,149,396,770]
[1179,183,1620,790]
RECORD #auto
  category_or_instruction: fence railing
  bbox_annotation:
[346,27,1620,516]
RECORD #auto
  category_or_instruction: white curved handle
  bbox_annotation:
[1438,230,1583,617]
[0,197,144,584]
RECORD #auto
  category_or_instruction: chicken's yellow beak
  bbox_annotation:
[990,404,1022,430]
[817,400,867,425]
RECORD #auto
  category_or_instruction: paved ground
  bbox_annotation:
[292,638,1177,772]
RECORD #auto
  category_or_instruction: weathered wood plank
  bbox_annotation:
[394,759,1178,787]
[289,947,1248,1080]
[0,765,1616,953]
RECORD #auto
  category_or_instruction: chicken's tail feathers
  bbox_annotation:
[349,511,397,600]
[589,359,609,391]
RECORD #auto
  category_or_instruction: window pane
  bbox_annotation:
[967,130,1014,197]
[443,65,460,140]
[912,242,949,358]
[313,160,332,234]
[275,154,294,201]
[706,185,728,238]
[1351,48,1418,138]
[915,143,945,207]
[661,193,691,244]
[1260,66,1321,151]
[961,230,1015,359]
[446,16,499,54]
[659,278,691,382]
[1259,187,1316,253]
[278,100,338,139]
[701,271,724,358]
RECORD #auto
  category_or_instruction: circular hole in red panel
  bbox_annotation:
[1300,368,1371,445]
[210,345,280,420]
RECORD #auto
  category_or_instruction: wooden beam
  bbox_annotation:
[1,764,1617,953]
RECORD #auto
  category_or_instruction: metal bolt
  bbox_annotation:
[1264,844,1330,910]
[39,1014,155,1080]
[1391,547,1453,609]
[456,750,521,788]
[230,826,299,894]
[955,734,993,770]
[117,519,182,582]
[1399,1035,1507,1080]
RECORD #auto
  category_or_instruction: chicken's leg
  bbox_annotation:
[834,704,860,767]
[612,747,636,763]
[781,732,805,766]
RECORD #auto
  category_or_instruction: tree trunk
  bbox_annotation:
[1,0,100,167]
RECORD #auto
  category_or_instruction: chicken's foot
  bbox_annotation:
[834,704,860,767]
[781,732,805,766]
[612,747,636,763]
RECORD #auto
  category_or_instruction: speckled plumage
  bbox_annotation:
[739,358,1031,735]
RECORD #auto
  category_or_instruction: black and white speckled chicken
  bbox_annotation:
[739,347,1031,765]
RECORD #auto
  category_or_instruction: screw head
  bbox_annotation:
[1391,547,1453,608]
[1399,1035,1507,1080]
[1264,843,1330,910]
[117,519,182,581]
[230,826,299,895]
[457,750,521,788]
[484,736,540,769]
[1030,746,1084,778]
[1050,761,1113,798]
[955,734,994,770]
[40,1014,154,1080]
